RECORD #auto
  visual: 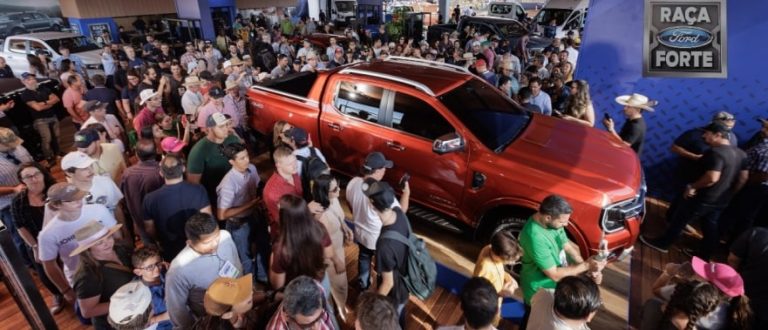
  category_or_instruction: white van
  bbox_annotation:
[533,0,589,39]
[487,1,527,21]
[331,0,357,26]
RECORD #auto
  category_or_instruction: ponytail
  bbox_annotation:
[728,295,753,330]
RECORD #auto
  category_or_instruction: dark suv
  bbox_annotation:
[0,12,64,38]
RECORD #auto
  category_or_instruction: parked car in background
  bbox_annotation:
[488,1,527,21]
[247,57,645,261]
[428,16,551,53]
[0,32,104,76]
[0,12,64,38]
[331,0,357,26]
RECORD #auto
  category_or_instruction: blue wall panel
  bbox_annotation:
[576,0,767,200]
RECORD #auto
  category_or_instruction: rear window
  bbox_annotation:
[535,8,573,26]
[261,72,318,99]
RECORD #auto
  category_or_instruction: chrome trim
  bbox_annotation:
[384,56,471,74]
[248,85,319,105]
[338,68,435,96]
[601,191,646,233]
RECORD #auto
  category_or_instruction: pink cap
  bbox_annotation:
[691,256,744,297]
[475,59,487,68]
[161,137,186,153]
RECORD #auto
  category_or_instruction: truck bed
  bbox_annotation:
[259,71,319,99]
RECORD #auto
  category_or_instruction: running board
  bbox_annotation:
[407,205,464,234]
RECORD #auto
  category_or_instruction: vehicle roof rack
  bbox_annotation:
[338,68,435,96]
[384,56,470,74]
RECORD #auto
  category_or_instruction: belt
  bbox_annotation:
[226,216,250,225]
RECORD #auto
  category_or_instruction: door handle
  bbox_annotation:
[327,122,343,131]
[386,141,405,151]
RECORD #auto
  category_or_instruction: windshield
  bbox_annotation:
[535,9,573,26]
[46,36,100,53]
[496,22,528,36]
[490,4,514,15]
[439,79,531,152]
[336,1,355,12]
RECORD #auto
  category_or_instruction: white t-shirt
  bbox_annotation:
[37,204,117,285]
[87,175,124,213]
[293,146,327,178]
[82,115,125,152]
[345,176,400,250]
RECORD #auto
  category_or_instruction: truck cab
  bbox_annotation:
[1,32,104,76]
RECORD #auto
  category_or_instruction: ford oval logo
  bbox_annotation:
[656,26,713,49]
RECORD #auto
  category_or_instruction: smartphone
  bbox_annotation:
[399,172,411,189]
[603,113,612,121]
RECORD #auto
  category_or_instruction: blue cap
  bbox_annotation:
[20,72,34,79]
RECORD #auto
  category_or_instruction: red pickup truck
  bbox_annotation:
[247,57,645,259]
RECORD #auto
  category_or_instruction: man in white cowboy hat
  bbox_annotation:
[38,182,118,305]
[181,76,205,128]
[223,81,248,138]
[603,93,656,157]
[133,89,166,134]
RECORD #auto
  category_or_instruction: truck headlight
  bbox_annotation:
[601,190,646,233]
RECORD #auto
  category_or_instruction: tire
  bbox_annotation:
[478,208,536,279]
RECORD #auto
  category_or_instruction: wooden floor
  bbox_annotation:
[0,117,702,329]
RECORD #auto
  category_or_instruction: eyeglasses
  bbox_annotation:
[288,309,326,330]
[137,261,163,272]
[21,171,43,181]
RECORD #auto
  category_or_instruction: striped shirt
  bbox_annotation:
[0,146,34,209]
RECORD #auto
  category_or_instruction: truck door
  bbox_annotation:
[318,78,392,178]
[379,88,468,217]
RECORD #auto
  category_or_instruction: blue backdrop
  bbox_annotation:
[575,0,767,200]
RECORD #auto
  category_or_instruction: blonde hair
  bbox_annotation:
[272,121,291,147]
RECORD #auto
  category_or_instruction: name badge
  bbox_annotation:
[218,260,240,278]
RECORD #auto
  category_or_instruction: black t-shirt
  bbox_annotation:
[619,117,646,157]
[114,68,128,89]
[674,128,710,181]
[20,86,57,120]
[143,182,211,261]
[694,145,747,205]
[168,75,186,111]
[138,81,158,94]
[0,66,14,79]
[73,245,134,330]
[376,207,411,305]
[730,227,768,308]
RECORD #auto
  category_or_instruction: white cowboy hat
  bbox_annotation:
[139,89,160,106]
[615,93,657,112]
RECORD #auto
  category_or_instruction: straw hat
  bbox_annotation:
[69,220,123,256]
[183,76,202,87]
[614,93,656,112]
[225,80,239,91]
[0,127,23,148]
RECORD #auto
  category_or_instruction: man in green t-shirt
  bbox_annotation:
[518,195,606,307]
[187,112,241,210]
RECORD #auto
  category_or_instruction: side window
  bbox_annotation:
[333,81,384,124]
[516,6,526,19]
[392,92,453,140]
[29,40,47,54]
[9,40,26,53]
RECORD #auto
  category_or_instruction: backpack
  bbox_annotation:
[380,220,437,300]
[296,147,329,201]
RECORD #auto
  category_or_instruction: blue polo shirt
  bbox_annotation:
[142,274,172,330]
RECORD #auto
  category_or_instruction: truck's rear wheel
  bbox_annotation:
[478,207,536,279]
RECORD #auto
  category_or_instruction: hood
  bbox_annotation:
[72,49,103,66]
[500,114,642,204]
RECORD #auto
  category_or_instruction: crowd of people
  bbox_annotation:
[0,9,765,330]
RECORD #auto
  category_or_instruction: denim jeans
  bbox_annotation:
[225,220,253,276]
[658,197,724,259]
[0,206,31,266]
[249,214,271,282]
[32,117,60,160]
[357,243,375,288]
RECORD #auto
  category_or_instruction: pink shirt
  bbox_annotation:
[132,106,165,133]
[62,88,87,124]
[196,101,240,129]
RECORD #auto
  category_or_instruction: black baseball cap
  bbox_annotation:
[286,127,308,145]
[362,178,393,198]
[209,87,226,99]
[74,128,100,148]
[363,152,393,171]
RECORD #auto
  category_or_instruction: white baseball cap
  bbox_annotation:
[60,151,96,170]
[109,281,152,326]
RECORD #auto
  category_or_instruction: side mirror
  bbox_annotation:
[433,132,465,155]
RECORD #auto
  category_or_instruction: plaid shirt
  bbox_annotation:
[747,138,768,184]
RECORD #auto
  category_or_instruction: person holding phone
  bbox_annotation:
[602,93,656,157]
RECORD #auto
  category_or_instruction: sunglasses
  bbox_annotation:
[288,310,326,330]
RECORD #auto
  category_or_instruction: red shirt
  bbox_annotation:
[132,106,165,133]
[263,172,302,239]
